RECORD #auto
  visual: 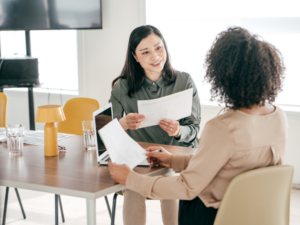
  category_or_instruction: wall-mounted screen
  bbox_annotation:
[0,0,102,30]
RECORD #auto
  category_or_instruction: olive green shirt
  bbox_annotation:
[109,71,201,148]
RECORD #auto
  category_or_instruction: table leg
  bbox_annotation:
[28,87,35,130]
[2,187,9,225]
[55,195,59,225]
[86,199,96,225]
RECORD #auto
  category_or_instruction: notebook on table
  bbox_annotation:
[93,103,150,166]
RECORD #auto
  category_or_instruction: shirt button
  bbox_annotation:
[152,83,155,85]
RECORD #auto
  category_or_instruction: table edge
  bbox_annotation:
[0,167,171,199]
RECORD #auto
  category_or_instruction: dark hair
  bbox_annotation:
[112,25,176,97]
[204,27,285,109]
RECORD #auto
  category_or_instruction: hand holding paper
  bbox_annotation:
[138,88,193,128]
[98,119,146,169]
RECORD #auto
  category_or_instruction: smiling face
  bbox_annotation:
[132,33,167,81]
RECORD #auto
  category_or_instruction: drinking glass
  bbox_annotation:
[6,124,24,156]
[82,120,96,150]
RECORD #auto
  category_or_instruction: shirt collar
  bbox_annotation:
[143,74,166,89]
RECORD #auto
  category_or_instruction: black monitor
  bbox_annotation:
[0,0,102,30]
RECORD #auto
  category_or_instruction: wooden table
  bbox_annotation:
[0,136,196,224]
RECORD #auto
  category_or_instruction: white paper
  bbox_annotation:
[98,119,146,169]
[0,130,73,145]
[138,88,193,128]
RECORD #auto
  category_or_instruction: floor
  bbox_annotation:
[0,187,300,225]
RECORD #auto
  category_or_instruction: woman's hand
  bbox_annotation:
[108,161,132,185]
[146,146,173,168]
[119,113,146,130]
[159,119,181,137]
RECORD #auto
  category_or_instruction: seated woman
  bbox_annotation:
[108,27,287,225]
[109,25,201,225]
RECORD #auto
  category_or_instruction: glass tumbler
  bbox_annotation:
[82,120,96,150]
[6,124,24,156]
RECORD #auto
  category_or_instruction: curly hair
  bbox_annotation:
[204,27,285,109]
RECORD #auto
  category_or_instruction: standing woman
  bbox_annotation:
[109,25,201,225]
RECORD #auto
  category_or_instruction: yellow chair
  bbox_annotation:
[0,92,7,127]
[58,97,100,135]
[57,97,113,219]
[214,165,294,225]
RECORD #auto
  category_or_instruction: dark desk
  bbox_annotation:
[0,135,196,224]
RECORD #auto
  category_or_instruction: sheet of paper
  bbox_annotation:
[98,119,146,169]
[138,88,193,128]
[0,130,73,145]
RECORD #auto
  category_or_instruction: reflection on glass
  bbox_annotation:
[0,0,102,30]
[94,107,112,150]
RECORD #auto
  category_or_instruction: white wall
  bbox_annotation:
[77,0,145,107]
[4,0,144,130]
[3,0,300,184]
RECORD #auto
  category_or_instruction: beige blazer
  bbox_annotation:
[126,107,288,208]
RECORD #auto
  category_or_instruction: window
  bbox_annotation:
[0,30,78,94]
[146,0,300,106]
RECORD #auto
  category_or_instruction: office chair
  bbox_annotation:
[58,97,113,219]
[213,165,294,225]
[58,97,100,135]
[0,92,7,127]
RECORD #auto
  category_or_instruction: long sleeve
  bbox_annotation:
[177,75,201,144]
[108,72,200,148]
[126,119,234,200]
[109,90,124,121]
[171,154,194,172]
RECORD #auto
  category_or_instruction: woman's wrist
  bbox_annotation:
[119,117,128,130]
[169,155,173,168]
[174,126,181,138]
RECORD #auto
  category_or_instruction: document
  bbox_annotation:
[98,119,146,169]
[138,88,193,128]
[23,131,72,145]
[0,129,72,145]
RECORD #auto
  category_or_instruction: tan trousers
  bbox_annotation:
[122,189,179,225]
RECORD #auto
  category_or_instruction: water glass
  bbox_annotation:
[6,124,24,156]
[82,120,96,150]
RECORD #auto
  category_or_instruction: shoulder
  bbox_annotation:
[173,70,197,91]
[272,106,288,129]
[203,109,236,136]
[111,78,129,95]
[201,115,234,148]
[175,71,193,82]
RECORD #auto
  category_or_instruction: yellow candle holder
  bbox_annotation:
[35,105,66,156]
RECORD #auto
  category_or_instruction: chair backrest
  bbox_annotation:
[0,92,7,127]
[57,97,100,135]
[214,165,294,225]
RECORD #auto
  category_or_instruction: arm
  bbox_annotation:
[126,119,234,200]
[110,89,145,130]
[109,92,124,121]
[172,154,194,172]
[145,146,194,171]
[177,75,201,143]
[158,75,201,144]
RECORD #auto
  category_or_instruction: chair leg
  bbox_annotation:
[104,196,112,219]
[111,193,118,225]
[55,195,59,225]
[1,187,9,225]
[14,188,26,219]
[58,195,65,223]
